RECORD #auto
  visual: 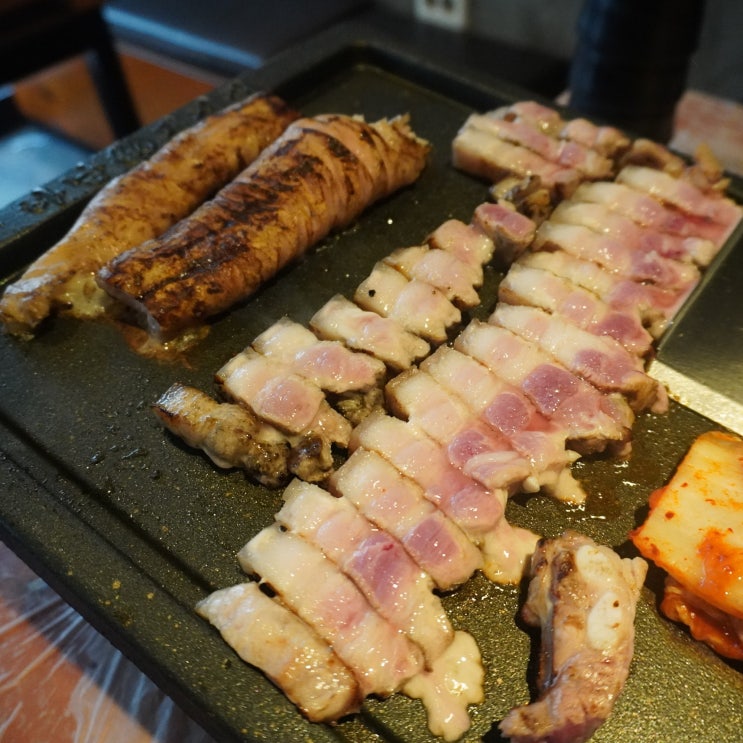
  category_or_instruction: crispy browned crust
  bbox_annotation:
[0,93,299,337]
[97,115,430,340]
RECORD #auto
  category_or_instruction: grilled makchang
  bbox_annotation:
[0,93,299,338]
[98,114,431,340]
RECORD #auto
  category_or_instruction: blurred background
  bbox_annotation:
[1,0,742,209]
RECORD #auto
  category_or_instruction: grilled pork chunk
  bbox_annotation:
[0,93,298,337]
[500,531,647,743]
[196,581,362,722]
[97,114,430,340]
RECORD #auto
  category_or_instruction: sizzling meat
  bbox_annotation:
[0,93,298,337]
[97,114,430,340]
[499,531,647,743]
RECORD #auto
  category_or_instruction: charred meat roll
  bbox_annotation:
[97,114,430,340]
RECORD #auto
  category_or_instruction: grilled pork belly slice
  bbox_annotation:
[490,304,665,413]
[350,411,506,538]
[471,202,537,265]
[276,479,454,665]
[0,93,299,338]
[97,114,430,340]
[354,262,461,343]
[252,317,387,395]
[196,581,362,722]
[631,431,743,660]
[517,250,692,339]
[152,383,338,485]
[310,294,429,371]
[455,321,633,455]
[427,218,495,268]
[534,221,701,290]
[328,448,483,590]
[239,524,424,698]
[499,531,647,743]
[421,346,583,504]
[550,199,718,267]
[469,113,615,180]
[215,347,351,446]
[452,124,581,200]
[383,244,482,308]
[499,262,654,357]
[616,164,742,231]
[386,368,536,493]
[572,180,734,246]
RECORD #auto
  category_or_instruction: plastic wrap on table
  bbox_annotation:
[0,542,214,743]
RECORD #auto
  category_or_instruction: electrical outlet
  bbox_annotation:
[413,0,470,31]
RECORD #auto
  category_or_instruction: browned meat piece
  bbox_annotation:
[152,382,337,487]
[97,114,430,340]
[500,531,647,743]
[0,93,299,338]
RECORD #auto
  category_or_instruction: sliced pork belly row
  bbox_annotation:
[196,581,362,722]
[467,113,615,180]
[499,262,654,357]
[354,262,461,343]
[215,347,351,444]
[328,448,483,590]
[572,180,734,246]
[490,304,665,413]
[386,368,542,494]
[455,321,634,455]
[517,250,692,338]
[251,317,386,425]
[275,479,454,666]
[499,531,647,743]
[310,294,430,372]
[238,524,424,698]
[550,199,718,267]
[534,220,701,290]
[421,346,584,504]
[349,411,539,583]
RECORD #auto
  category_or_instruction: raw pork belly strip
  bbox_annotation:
[238,524,424,698]
[455,321,634,455]
[499,531,647,743]
[275,479,454,665]
[196,581,362,722]
[97,113,430,340]
[498,261,654,357]
[151,383,336,485]
[328,448,483,590]
[0,93,299,337]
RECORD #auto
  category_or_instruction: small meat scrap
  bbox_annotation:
[631,430,743,660]
[0,93,299,337]
[500,530,647,743]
